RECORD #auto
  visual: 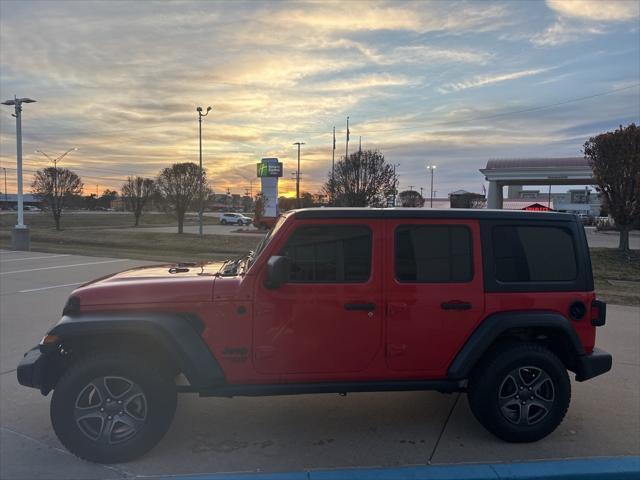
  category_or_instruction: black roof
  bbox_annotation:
[293,207,576,222]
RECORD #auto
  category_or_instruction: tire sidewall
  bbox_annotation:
[51,354,176,464]
[469,345,570,443]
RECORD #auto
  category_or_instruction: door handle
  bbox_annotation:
[344,303,376,311]
[441,301,472,311]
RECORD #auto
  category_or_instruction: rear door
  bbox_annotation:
[384,219,485,376]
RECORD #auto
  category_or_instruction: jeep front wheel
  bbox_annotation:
[50,352,177,463]
[468,342,570,442]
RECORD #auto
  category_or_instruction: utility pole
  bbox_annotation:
[345,116,350,160]
[427,164,436,208]
[293,142,305,208]
[196,105,212,237]
[2,95,36,250]
[332,127,336,205]
[35,148,77,217]
[3,167,7,205]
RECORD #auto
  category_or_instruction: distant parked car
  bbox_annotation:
[220,212,252,225]
[24,205,41,212]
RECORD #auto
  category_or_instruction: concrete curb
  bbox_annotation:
[152,457,639,480]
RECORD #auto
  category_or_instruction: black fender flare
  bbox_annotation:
[447,310,585,380]
[49,312,224,388]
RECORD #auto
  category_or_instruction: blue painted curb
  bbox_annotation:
[159,457,640,480]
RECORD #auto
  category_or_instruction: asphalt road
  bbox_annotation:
[0,251,638,480]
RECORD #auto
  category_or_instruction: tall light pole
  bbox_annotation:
[2,96,36,250]
[293,142,305,208]
[3,167,7,205]
[345,116,350,160]
[427,164,436,208]
[331,126,336,206]
[35,148,77,216]
[196,105,212,237]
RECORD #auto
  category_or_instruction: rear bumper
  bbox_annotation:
[574,347,612,381]
[17,347,51,394]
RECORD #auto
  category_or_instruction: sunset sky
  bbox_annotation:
[1,0,639,198]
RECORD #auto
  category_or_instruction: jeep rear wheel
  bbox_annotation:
[468,342,570,442]
[51,352,177,463]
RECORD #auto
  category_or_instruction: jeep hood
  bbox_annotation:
[71,262,224,306]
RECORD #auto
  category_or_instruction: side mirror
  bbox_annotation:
[265,256,290,289]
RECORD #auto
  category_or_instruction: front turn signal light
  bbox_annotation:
[40,334,60,346]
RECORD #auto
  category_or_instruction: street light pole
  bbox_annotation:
[293,142,305,208]
[427,165,436,208]
[3,167,7,205]
[196,105,212,237]
[2,96,36,250]
[331,126,335,206]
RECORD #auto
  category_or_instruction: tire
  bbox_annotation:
[467,342,570,443]
[50,352,177,463]
[220,219,227,225]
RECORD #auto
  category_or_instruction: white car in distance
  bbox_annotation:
[219,213,252,225]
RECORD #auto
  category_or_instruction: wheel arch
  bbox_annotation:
[44,312,224,392]
[447,311,585,380]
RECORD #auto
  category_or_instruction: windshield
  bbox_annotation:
[247,214,288,268]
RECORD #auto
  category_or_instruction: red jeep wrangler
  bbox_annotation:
[18,208,611,463]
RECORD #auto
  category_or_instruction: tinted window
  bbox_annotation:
[281,225,372,283]
[395,225,472,282]
[492,226,577,282]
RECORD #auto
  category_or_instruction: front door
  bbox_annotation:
[384,219,485,376]
[253,220,383,377]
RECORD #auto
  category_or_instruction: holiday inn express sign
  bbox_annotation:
[257,161,283,177]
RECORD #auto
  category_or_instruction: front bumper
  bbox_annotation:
[17,346,51,395]
[574,347,612,381]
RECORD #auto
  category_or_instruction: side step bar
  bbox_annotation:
[177,380,465,397]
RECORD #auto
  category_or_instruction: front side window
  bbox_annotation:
[395,225,473,282]
[492,225,577,282]
[281,225,372,283]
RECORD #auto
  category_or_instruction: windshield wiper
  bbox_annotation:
[219,253,250,276]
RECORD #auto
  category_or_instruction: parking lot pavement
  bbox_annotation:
[0,250,638,479]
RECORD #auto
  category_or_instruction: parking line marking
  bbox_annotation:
[0,259,129,275]
[1,254,70,263]
[19,282,84,293]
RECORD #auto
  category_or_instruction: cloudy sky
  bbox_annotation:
[1,0,639,197]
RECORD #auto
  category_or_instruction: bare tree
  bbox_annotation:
[31,167,83,230]
[323,150,395,207]
[121,176,156,226]
[584,123,639,251]
[398,190,424,207]
[450,192,486,209]
[156,162,208,234]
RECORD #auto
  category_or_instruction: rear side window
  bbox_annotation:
[281,225,372,283]
[492,226,577,282]
[395,225,473,282]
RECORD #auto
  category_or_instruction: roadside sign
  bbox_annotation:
[257,162,283,178]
